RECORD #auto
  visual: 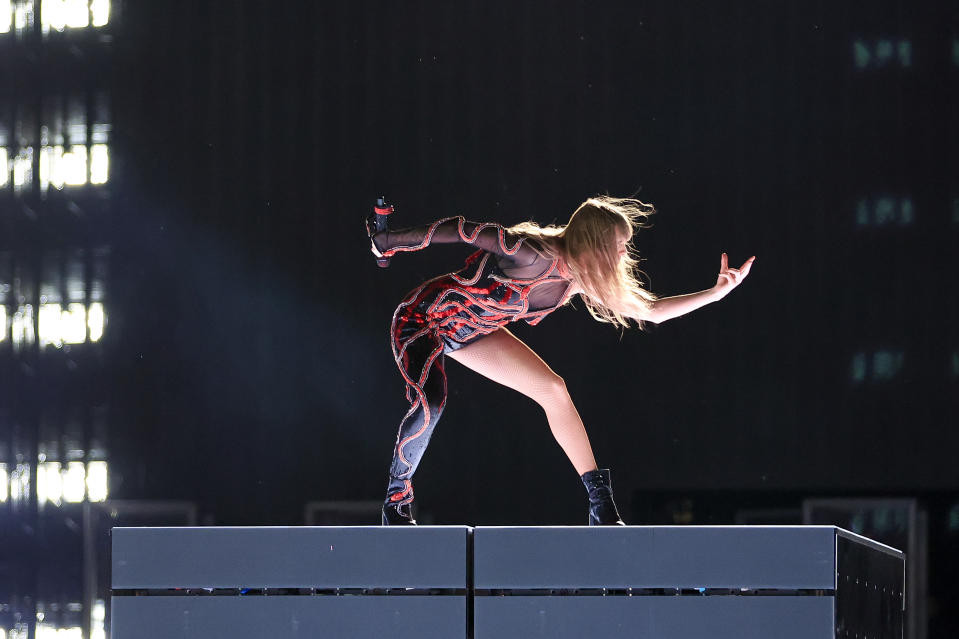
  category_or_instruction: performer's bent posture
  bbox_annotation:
[368,195,755,525]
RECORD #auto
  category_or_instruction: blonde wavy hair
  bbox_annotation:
[508,195,657,330]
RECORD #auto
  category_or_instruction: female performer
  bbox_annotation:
[368,195,754,525]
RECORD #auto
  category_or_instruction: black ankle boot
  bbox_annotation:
[580,468,625,525]
[382,501,417,525]
[382,475,417,525]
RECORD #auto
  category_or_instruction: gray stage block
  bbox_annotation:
[112,526,469,639]
[474,596,835,639]
[111,596,465,639]
[473,526,904,639]
[474,525,840,589]
[113,526,469,589]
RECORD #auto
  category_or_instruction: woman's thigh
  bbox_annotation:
[445,327,566,405]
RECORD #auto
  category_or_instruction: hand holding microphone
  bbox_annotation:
[366,196,393,268]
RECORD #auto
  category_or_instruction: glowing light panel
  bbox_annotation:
[62,303,87,343]
[14,0,33,34]
[90,144,109,184]
[40,145,87,191]
[39,303,63,347]
[63,461,85,502]
[88,302,105,341]
[855,197,914,227]
[90,0,108,27]
[91,600,106,639]
[37,461,63,505]
[12,146,108,192]
[87,460,108,501]
[852,38,912,69]
[0,463,8,502]
[13,147,32,190]
[41,0,89,32]
[10,463,30,504]
[39,302,90,347]
[1,0,11,33]
[12,304,36,349]
[37,626,81,639]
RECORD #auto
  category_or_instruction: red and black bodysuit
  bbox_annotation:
[372,216,576,508]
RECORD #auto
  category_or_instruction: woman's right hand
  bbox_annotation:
[370,232,385,258]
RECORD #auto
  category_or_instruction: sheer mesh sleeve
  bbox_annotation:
[372,216,540,267]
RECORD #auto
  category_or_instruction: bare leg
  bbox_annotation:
[446,327,599,476]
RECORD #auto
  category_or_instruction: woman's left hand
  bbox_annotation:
[713,253,755,299]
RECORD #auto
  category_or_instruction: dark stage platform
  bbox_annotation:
[111,525,904,638]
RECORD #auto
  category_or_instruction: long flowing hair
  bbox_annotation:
[507,195,657,330]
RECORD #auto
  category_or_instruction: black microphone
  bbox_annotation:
[367,196,393,268]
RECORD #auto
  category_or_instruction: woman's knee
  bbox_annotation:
[531,372,570,406]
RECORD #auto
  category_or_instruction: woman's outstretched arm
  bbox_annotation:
[646,253,755,324]
[370,216,538,264]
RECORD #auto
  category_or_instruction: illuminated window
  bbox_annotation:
[0,462,8,502]
[850,349,905,383]
[0,305,6,341]
[853,38,912,69]
[40,0,109,34]
[855,197,913,227]
[0,147,8,187]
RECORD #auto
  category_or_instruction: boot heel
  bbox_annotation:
[382,501,417,525]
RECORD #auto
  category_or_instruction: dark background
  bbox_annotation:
[113,0,958,520]
[2,1,957,636]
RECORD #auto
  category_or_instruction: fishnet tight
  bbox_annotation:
[446,327,599,476]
